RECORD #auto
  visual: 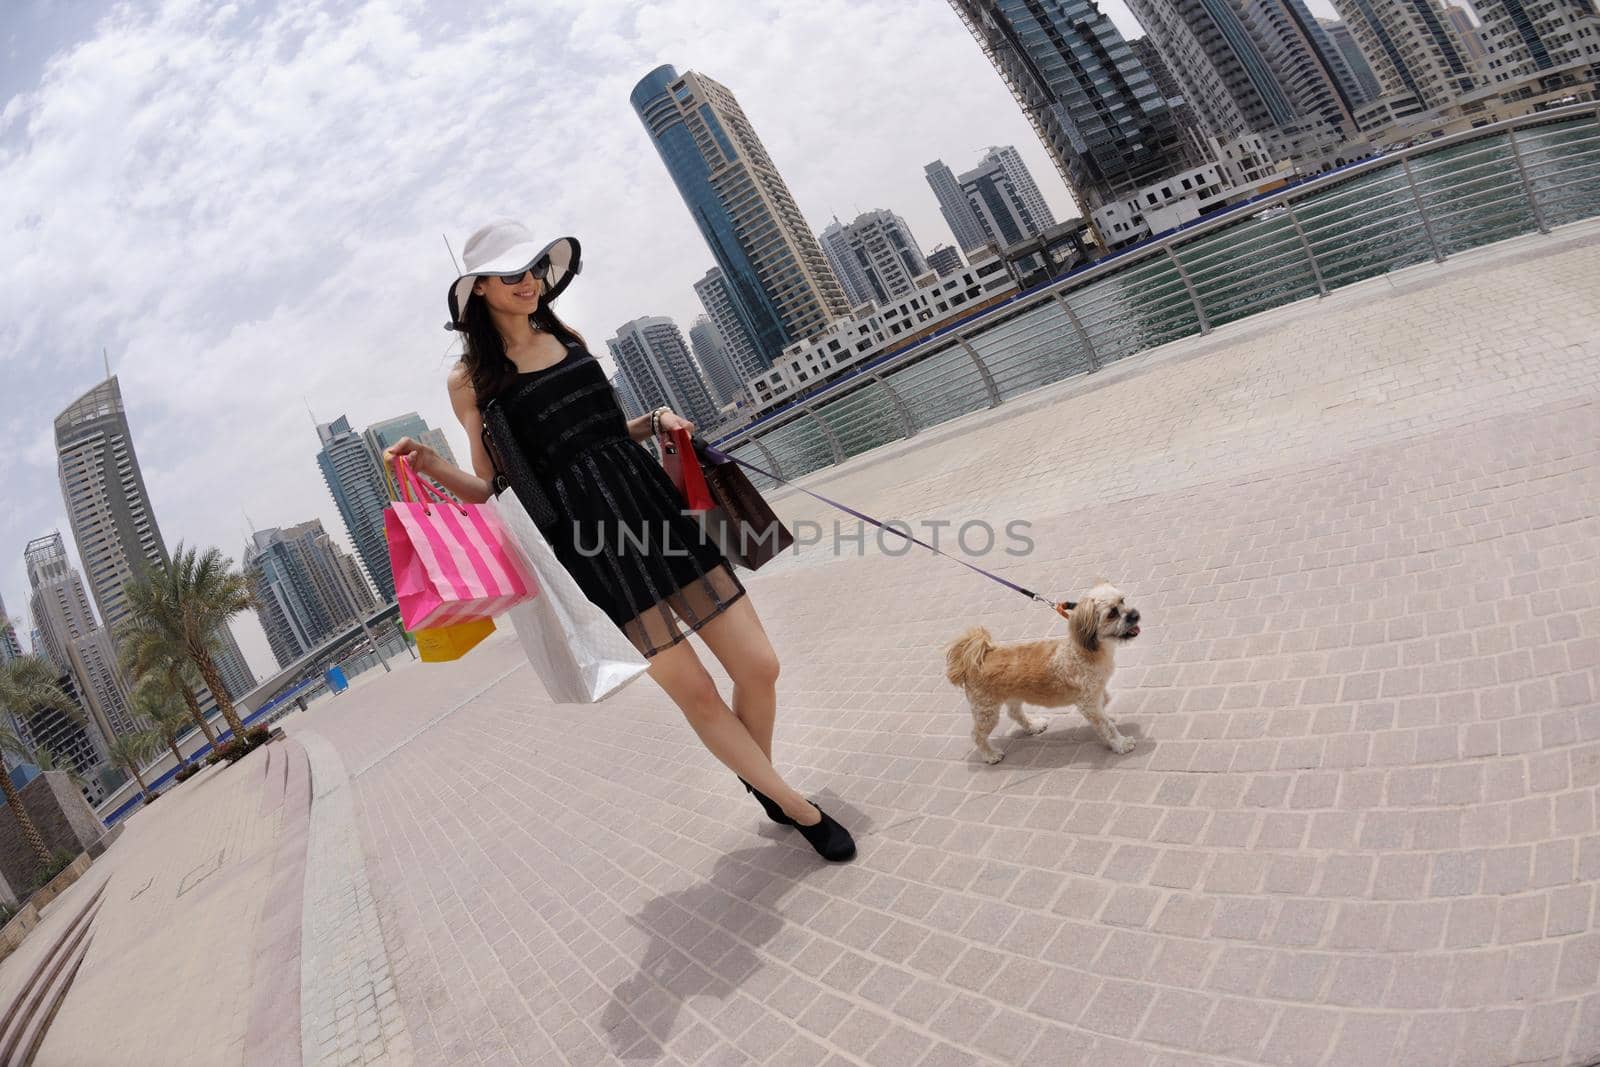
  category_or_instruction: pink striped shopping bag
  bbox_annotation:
[383,456,537,630]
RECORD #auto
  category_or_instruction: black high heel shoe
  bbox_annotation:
[739,777,793,826]
[791,804,856,863]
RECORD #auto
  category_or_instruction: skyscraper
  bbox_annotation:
[23,535,95,676]
[925,148,1058,255]
[631,65,850,367]
[363,414,458,476]
[947,0,1206,214]
[1476,0,1598,82]
[693,268,767,385]
[610,371,646,421]
[688,316,747,408]
[607,317,720,431]
[316,415,394,602]
[245,520,377,669]
[0,594,21,665]
[1127,0,1297,141]
[1319,18,1386,103]
[5,667,105,803]
[24,532,135,748]
[54,373,254,699]
[1242,0,1362,131]
[54,377,164,636]
[1127,0,1355,146]
[1333,0,1479,109]
[818,210,931,311]
[925,161,990,253]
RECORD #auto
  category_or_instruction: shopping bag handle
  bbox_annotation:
[392,455,455,511]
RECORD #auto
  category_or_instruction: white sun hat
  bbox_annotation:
[445,219,581,330]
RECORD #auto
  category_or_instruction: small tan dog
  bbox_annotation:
[945,582,1141,763]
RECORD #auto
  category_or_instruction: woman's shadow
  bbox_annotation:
[601,791,868,1060]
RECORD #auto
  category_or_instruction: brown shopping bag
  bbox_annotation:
[691,438,794,570]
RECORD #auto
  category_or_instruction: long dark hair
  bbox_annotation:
[457,289,587,407]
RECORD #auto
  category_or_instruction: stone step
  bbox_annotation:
[0,879,105,1065]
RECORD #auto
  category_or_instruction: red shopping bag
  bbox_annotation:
[383,456,537,631]
[658,427,714,511]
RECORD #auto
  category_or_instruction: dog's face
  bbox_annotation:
[1069,583,1141,652]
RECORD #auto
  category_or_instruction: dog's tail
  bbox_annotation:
[944,626,993,687]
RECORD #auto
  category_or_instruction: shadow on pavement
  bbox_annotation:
[600,790,872,1060]
[968,721,1149,770]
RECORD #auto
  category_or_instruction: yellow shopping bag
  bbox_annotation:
[414,617,496,662]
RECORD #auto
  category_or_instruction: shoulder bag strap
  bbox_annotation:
[481,398,560,535]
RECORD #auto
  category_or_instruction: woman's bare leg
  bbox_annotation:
[695,597,779,760]
[646,636,820,825]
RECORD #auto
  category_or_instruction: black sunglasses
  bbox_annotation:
[492,257,552,285]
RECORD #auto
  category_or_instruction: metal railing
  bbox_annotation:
[711,104,1600,487]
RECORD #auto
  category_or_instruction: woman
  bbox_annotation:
[384,219,854,862]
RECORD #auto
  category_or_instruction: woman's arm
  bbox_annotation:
[380,366,497,504]
[626,406,695,444]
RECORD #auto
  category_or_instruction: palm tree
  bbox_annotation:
[118,614,219,750]
[106,730,159,800]
[130,676,193,772]
[124,545,255,743]
[0,657,76,869]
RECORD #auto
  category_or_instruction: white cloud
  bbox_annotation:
[4,0,1263,673]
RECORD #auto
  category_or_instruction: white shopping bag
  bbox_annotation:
[490,488,650,704]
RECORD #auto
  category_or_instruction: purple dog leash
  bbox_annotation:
[698,441,1076,617]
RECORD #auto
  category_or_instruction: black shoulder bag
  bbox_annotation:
[481,397,560,537]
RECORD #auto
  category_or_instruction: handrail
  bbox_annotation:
[712,103,1600,456]
[1505,127,1548,234]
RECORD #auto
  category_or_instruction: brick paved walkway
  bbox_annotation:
[289,223,1600,1066]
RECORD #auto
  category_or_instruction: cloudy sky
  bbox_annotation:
[1,0,1337,676]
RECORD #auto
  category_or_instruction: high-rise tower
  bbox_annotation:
[818,210,931,310]
[54,377,165,635]
[244,520,377,669]
[631,65,850,367]
[23,532,134,749]
[688,317,747,408]
[1319,18,1385,103]
[363,414,458,477]
[0,594,22,665]
[606,317,720,431]
[610,371,646,421]
[54,373,254,698]
[316,415,393,602]
[1333,0,1479,109]
[1127,0,1356,144]
[1476,0,1599,83]
[693,268,768,387]
[1244,0,1361,131]
[926,148,1059,255]
[946,0,1206,213]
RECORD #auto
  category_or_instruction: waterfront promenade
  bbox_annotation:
[6,220,1598,1065]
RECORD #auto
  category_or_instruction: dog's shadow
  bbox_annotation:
[600,791,870,1060]
[975,720,1150,771]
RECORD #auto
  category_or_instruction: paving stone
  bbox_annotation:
[38,230,1594,1066]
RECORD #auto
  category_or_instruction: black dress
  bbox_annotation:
[493,336,745,657]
